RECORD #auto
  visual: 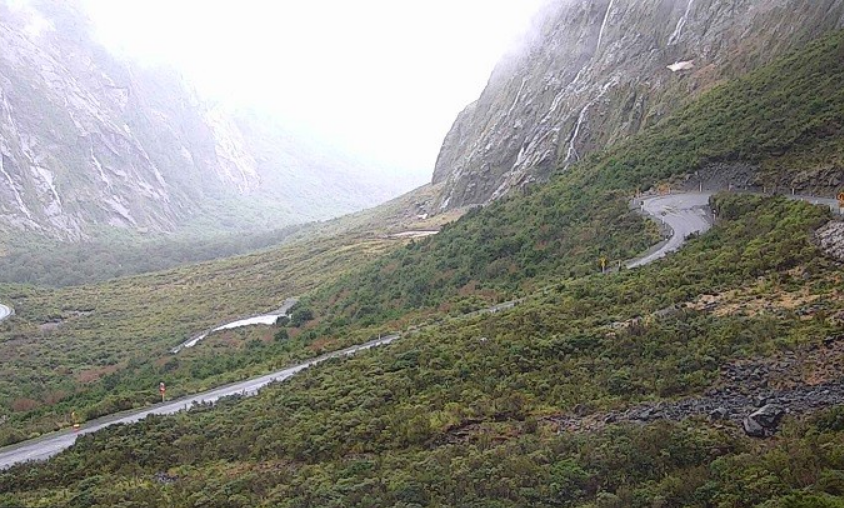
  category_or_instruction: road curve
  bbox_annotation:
[627,193,715,269]
[0,191,833,469]
[0,334,398,469]
[627,192,840,269]
[171,298,300,354]
[0,303,12,323]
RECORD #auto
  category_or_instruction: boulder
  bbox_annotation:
[742,416,766,438]
[743,404,785,438]
[709,407,729,421]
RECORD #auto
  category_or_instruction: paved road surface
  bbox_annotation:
[171,298,300,353]
[0,334,398,469]
[0,304,11,323]
[626,192,839,269]
[787,194,839,212]
[0,191,834,469]
[627,193,715,269]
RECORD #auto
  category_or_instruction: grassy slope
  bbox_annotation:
[0,184,455,442]
[0,183,450,288]
[296,29,844,335]
[1,195,840,508]
[0,29,843,505]
[0,233,399,442]
[0,225,308,287]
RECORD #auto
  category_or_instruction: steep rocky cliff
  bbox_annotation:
[432,0,844,211]
[0,1,407,240]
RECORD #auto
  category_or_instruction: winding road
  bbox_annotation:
[627,193,714,268]
[626,191,840,269]
[171,298,300,354]
[0,335,398,469]
[0,191,836,469]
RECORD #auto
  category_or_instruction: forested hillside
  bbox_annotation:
[304,29,844,329]
[2,24,843,453]
[2,194,841,507]
[1,26,844,508]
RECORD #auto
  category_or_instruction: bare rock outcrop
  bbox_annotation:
[432,0,844,212]
[742,404,786,438]
[0,1,410,239]
[817,221,844,261]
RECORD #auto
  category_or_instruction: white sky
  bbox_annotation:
[80,0,547,183]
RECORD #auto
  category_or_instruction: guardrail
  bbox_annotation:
[636,184,843,215]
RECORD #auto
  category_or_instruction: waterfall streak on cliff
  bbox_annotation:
[564,80,617,168]
[564,106,589,165]
[596,0,616,54]
[0,151,32,219]
[506,78,528,119]
[668,0,695,45]
[89,147,112,189]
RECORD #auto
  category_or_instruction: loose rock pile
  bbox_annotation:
[550,336,844,438]
[154,472,178,485]
[817,221,844,261]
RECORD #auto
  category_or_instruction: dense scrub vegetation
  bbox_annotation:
[0,225,305,287]
[1,196,840,507]
[595,27,844,190]
[306,29,844,330]
[1,30,843,503]
[0,234,400,445]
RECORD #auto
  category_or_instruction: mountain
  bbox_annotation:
[3,11,844,507]
[0,1,412,240]
[431,0,844,211]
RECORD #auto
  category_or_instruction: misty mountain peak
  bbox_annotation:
[0,0,415,240]
[431,0,844,212]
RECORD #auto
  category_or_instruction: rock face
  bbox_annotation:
[743,404,786,438]
[432,0,844,212]
[817,221,844,261]
[0,2,409,239]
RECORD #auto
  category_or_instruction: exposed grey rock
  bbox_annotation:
[0,2,410,239]
[743,404,786,438]
[742,416,766,438]
[632,407,657,421]
[817,222,844,262]
[432,0,844,212]
[153,472,178,485]
[709,407,728,421]
[553,341,844,436]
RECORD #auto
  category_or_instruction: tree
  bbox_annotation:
[290,308,314,327]
[274,329,289,342]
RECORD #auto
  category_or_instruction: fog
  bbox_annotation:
[80,1,548,183]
